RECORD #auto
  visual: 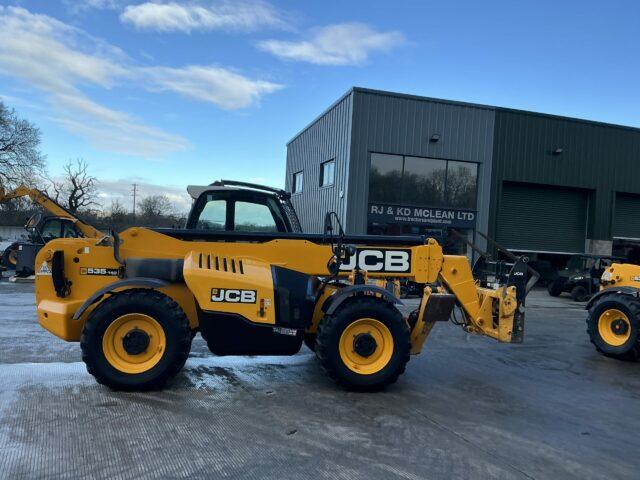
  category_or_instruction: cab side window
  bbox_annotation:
[234,201,278,232]
[196,199,226,230]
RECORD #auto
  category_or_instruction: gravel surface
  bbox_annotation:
[1,277,638,479]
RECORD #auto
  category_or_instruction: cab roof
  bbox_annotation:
[187,180,289,200]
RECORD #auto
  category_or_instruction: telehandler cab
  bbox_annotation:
[33,181,536,391]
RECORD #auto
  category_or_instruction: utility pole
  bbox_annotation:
[131,183,138,218]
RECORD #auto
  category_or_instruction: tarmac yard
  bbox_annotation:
[1,277,639,480]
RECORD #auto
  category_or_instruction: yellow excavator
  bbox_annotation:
[0,186,102,275]
[30,180,538,391]
[586,263,640,360]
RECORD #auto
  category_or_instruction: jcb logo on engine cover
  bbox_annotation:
[339,248,411,273]
[211,288,257,303]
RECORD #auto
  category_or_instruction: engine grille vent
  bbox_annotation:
[197,253,244,274]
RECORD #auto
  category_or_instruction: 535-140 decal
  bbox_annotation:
[80,267,119,276]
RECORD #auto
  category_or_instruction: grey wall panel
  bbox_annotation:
[490,110,640,242]
[347,88,496,241]
[285,92,353,233]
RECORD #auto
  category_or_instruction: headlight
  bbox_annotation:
[572,276,584,281]
[601,270,613,282]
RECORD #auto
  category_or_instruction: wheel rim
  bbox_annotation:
[102,313,166,374]
[8,249,17,266]
[339,318,394,375]
[597,309,631,347]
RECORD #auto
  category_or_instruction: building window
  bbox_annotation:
[368,153,477,209]
[403,156,446,206]
[292,171,303,194]
[446,161,478,209]
[320,160,335,187]
[370,153,403,203]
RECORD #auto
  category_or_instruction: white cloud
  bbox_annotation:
[258,23,406,66]
[64,0,124,14]
[144,66,282,109]
[121,0,286,33]
[0,6,184,157]
[0,7,281,157]
[97,178,192,213]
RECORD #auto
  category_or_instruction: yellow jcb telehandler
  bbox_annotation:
[586,262,640,360]
[32,181,537,391]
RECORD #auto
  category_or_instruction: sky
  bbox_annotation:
[0,0,639,212]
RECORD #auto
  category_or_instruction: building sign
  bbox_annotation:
[368,203,476,228]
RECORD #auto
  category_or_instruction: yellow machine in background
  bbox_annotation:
[0,186,103,273]
[586,263,640,360]
[0,186,102,239]
[31,182,535,392]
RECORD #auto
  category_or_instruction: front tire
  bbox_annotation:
[586,294,640,361]
[316,297,410,391]
[303,332,316,352]
[81,289,192,391]
[548,280,563,297]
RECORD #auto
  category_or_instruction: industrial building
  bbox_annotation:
[286,87,640,261]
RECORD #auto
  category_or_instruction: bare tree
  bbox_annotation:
[0,101,45,189]
[139,194,174,219]
[49,159,98,213]
[108,199,128,218]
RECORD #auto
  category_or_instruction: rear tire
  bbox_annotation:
[1,242,19,270]
[586,294,640,361]
[316,297,410,391]
[81,289,192,391]
[571,285,589,302]
[547,280,563,297]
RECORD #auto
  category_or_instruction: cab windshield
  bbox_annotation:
[566,256,596,272]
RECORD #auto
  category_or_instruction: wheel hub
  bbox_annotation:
[353,332,377,358]
[122,328,150,355]
[597,308,632,347]
[611,319,629,336]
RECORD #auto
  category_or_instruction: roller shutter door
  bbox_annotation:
[496,182,587,252]
[613,193,640,239]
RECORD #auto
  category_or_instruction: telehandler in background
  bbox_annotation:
[586,263,640,360]
[0,186,103,275]
[32,180,536,391]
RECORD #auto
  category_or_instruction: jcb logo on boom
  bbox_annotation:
[339,248,411,273]
[211,288,257,304]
